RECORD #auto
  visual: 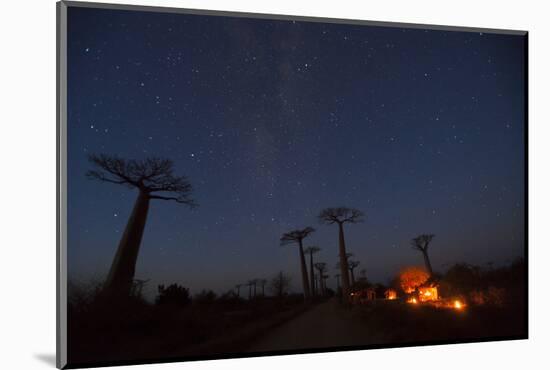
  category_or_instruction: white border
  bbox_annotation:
[2,0,547,369]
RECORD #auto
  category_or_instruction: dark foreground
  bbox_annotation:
[68,295,525,367]
[67,296,310,367]
[246,298,525,353]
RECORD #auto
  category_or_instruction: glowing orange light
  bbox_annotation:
[418,286,438,302]
[407,297,418,304]
[454,300,463,310]
[399,267,429,293]
[385,289,397,300]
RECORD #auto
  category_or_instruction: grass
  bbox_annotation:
[352,299,526,345]
[67,295,312,366]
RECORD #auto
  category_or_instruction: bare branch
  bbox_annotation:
[86,170,130,185]
[304,246,321,254]
[87,154,137,186]
[314,262,327,273]
[410,234,435,252]
[87,153,196,206]
[280,227,315,246]
[318,207,365,225]
[149,195,197,207]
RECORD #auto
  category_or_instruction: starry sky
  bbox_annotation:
[66,6,526,299]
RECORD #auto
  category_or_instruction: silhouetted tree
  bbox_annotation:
[319,207,364,302]
[219,290,239,302]
[156,283,191,306]
[235,283,243,297]
[247,280,255,300]
[304,246,321,295]
[314,262,327,295]
[252,279,258,297]
[194,289,217,304]
[87,154,196,299]
[270,271,291,298]
[336,252,354,284]
[411,234,435,276]
[280,227,315,300]
[130,278,150,299]
[313,273,319,294]
[322,275,330,294]
[334,273,341,292]
[399,266,430,293]
[348,260,360,285]
[258,279,267,296]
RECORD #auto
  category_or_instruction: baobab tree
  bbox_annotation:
[334,274,341,292]
[336,252,354,284]
[304,246,321,295]
[270,271,291,298]
[399,266,430,293]
[280,227,315,300]
[411,234,435,276]
[235,283,243,298]
[247,280,255,300]
[322,275,330,293]
[313,273,319,294]
[87,154,196,299]
[258,279,267,296]
[319,207,364,302]
[130,278,150,298]
[314,262,327,295]
[348,260,360,285]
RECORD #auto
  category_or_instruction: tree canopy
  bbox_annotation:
[280,227,316,246]
[87,153,196,206]
[411,234,435,252]
[318,207,364,225]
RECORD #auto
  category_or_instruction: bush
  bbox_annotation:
[194,289,217,304]
[440,258,525,306]
[156,283,191,307]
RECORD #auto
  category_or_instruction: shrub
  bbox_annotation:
[156,283,191,307]
[194,289,217,304]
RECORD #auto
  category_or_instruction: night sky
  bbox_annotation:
[67,6,526,299]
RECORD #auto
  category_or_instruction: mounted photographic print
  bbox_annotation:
[57,1,528,368]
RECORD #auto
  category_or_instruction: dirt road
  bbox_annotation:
[245,298,387,353]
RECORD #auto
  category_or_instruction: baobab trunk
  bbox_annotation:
[350,269,356,285]
[104,191,150,298]
[423,251,434,277]
[309,252,315,296]
[338,223,351,303]
[298,241,311,300]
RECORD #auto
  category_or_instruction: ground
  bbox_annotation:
[245,298,526,354]
[68,296,526,366]
[246,298,389,352]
